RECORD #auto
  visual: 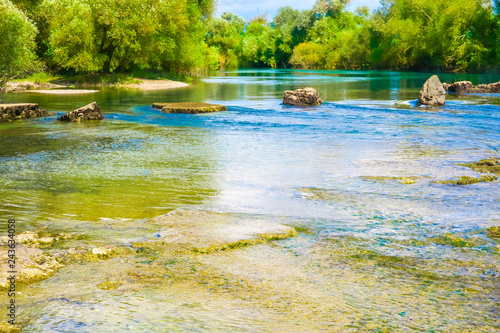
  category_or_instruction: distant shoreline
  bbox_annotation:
[2,78,189,94]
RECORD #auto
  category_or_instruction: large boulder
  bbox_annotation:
[57,102,104,122]
[283,87,323,106]
[418,75,446,106]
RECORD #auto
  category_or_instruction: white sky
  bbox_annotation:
[215,0,382,21]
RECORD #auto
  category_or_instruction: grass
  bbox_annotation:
[14,71,61,84]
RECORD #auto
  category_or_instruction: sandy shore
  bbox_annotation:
[3,78,189,93]
[119,78,189,90]
[3,81,66,93]
[27,89,100,94]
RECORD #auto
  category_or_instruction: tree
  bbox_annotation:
[273,7,314,66]
[239,17,277,68]
[370,0,493,71]
[312,0,351,18]
[289,42,326,68]
[205,12,245,69]
[40,0,213,73]
[0,0,37,86]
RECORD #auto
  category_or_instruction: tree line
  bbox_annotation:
[1,0,500,85]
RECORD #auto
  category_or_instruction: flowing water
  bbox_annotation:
[0,70,499,332]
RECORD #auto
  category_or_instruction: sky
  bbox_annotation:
[215,0,382,21]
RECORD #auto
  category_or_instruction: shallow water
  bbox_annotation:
[1,70,499,332]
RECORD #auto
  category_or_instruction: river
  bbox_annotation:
[0,69,499,331]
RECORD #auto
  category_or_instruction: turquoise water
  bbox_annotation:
[0,70,499,331]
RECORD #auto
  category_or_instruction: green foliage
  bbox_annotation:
[0,0,38,86]
[290,42,326,68]
[239,21,277,68]
[205,12,245,69]
[40,0,211,74]
[371,0,493,71]
[3,0,500,79]
[204,0,498,72]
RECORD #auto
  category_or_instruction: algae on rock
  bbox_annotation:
[487,226,500,239]
[0,246,63,290]
[460,158,500,175]
[97,280,123,290]
[137,210,298,255]
[434,175,497,185]
[152,102,227,114]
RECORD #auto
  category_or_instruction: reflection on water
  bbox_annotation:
[0,69,499,331]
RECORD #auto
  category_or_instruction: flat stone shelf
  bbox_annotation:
[0,103,53,122]
[152,102,227,114]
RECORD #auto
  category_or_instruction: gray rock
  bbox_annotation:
[444,81,473,93]
[443,80,500,94]
[418,75,446,106]
[283,87,323,106]
[57,102,104,122]
[0,103,52,122]
[475,82,500,93]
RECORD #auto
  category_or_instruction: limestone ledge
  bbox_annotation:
[0,103,53,122]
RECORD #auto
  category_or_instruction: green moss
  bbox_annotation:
[460,158,500,175]
[193,229,298,254]
[293,226,317,235]
[431,233,490,248]
[61,246,136,264]
[434,174,497,185]
[487,226,500,239]
[152,102,228,114]
[97,281,123,290]
[361,176,419,184]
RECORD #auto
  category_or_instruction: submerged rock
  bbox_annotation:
[0,246,63,289]
[57,101,104,122]
[418,75,446,106]
[97,280,123,290]
[61,246,135,264]
[444,80,500,94]
[361,176,419,184]
[152,102,227,114]
[0,230,70,248]
[283,87,323,106]
[434,174,497,185]
[460,157,500,175]
[487,226,500,238]
[0,322,21,333]
[0,103,53,122]
[148,210,298,254]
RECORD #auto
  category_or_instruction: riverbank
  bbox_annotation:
[1,71,191,93]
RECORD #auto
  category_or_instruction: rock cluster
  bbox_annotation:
[443,81,500,93]
[152,102,227,113]
[283,87,323,106]
[57,101,104,122]
[418,75,446,106]
[0,103,53,122]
